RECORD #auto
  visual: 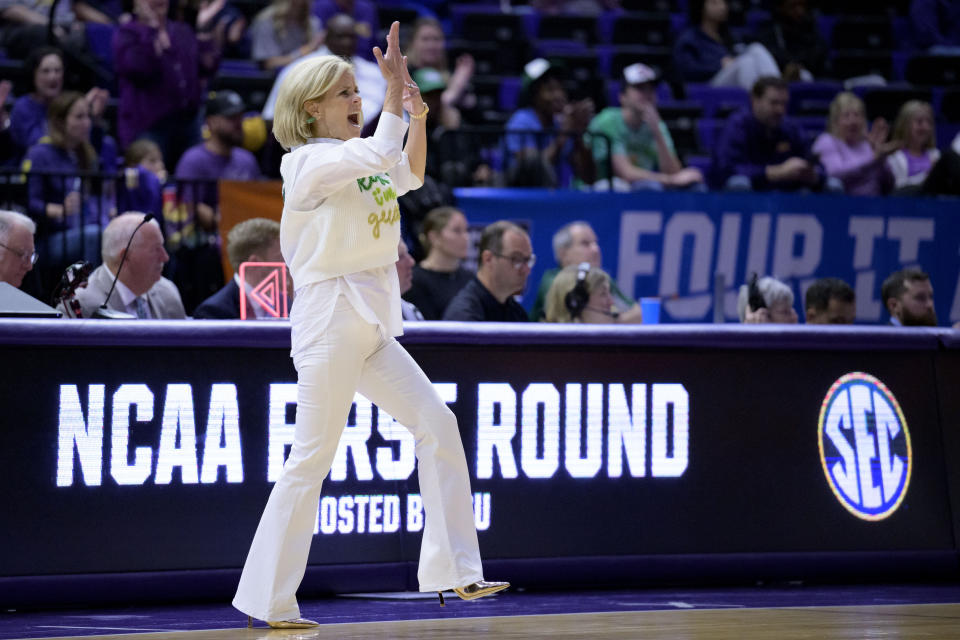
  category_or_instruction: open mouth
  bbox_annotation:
[348,112,362,127]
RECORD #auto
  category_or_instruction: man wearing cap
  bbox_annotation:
[173,89,262,312]
[174,89,262,228]
[414,67,492,187]
[504,58,595,187]
[414,67,460,129]
[588,63,704,191]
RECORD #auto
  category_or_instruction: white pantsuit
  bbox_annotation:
[232,297,484,621]
[233,111,484,622]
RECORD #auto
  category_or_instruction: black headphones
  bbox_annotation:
[564,262,592,319]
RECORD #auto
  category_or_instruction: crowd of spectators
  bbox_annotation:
[0,0,957,325]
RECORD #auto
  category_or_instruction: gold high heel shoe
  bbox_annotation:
[247,615,320,629]
[437,580,510,606]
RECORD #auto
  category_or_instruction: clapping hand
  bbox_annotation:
[868,117,900,157]
[372,22,407,87]
[85,87,109,119]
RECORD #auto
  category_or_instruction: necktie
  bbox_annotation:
[135,297,149,319]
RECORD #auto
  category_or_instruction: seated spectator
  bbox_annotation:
[311,0,377,62]
[737,275,799,323]
[113,0,221,168]
[443,221,532,322]
[0,209,37,288]
[406,18,475,120]
[812,92,897,196]
[886,100,939,193]
[881,268,937,327]
[397,240,423,321]
[588,63,704,191]
[262,14,384,126]
[756,0,827,81]
[175,90,262,237]
[173,89,260,312]
[530,220,642,323]
[59,212,186,319]
[9,48,65,161]
[712,76,829,192]
[23,91,116,270]
[545,263,618,324]
[117,139,169,219]
[413,68,491,187]
[403,206,473,320]
[674,0,780,91]
[10,46,114,167]
[194,217,285,319]
[910,0,960,53]
[804,277,855,324]
[505,58,595,188]
[194,0,250,59]
[250,0,323,71]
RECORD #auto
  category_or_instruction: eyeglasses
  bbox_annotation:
[0,242,38,265]
[492,252,536,270]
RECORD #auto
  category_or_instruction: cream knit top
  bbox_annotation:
[280,112,420,285]
[279,112,422,360]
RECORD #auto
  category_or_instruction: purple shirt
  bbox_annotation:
[174,143,261,207]
[113,20,220,148]
[9,95,47,154]
[711,107,819,191]
[23,142,114,231]
[905,151,934,177]
[812,133,891,196]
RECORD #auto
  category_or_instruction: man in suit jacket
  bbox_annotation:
[59,212,186,319]
[194,217,286,319]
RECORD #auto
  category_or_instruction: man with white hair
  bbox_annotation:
[529,220,642,322]
[59,212,186,319]
[0,209,37,288]
[737,275,799,323]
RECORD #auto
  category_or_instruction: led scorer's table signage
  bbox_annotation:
[55,381,690,536]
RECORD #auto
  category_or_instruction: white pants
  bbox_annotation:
[711,43,781,91]
[232,296,484,621]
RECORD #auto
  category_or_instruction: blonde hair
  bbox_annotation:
[544,264,611,323]
[272,55,354,150]
[827,92,865,137]
[891,100,936,150]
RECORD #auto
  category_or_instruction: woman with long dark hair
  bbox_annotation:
[23,91,115,269]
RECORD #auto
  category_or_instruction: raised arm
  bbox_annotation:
[373,22,426,183]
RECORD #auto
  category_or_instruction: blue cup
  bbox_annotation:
[640,297,661,324]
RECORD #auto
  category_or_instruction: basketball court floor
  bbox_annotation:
[2,583,959,640]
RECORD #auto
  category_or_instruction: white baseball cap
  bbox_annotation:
[623,62,658,86]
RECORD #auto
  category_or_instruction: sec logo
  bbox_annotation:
[818,372,911,521]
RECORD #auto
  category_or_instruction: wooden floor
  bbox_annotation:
[23,603,960,640]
